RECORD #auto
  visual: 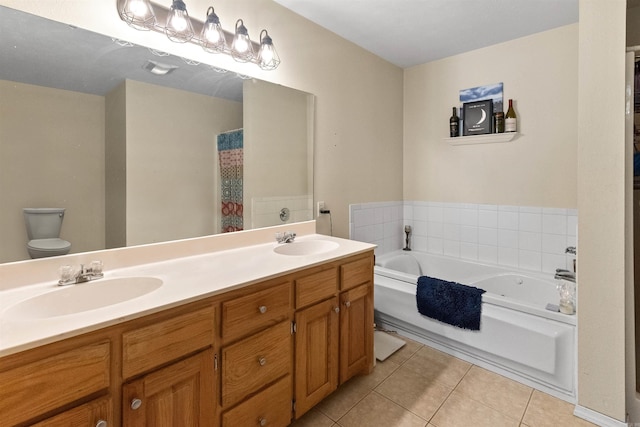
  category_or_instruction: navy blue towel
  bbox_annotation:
[416,276,486,331]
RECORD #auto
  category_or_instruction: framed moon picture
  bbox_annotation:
[463,99,493,136]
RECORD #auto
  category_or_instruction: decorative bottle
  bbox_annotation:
[505,99,517,132]
[449,107,459,137]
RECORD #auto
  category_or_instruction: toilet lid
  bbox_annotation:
[28,238,71,251]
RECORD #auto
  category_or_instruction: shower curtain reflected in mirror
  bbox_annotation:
[217,129,244,233]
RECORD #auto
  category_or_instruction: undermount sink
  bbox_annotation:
[273,239,339,256]
[5,277,163,319]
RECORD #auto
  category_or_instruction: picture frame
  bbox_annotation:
[463,99,493,136]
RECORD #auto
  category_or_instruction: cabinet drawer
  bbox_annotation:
[222,375,292,427]
[340,255,373,290]
[0,340,110,426]
[30,396,112,427]
[222,281,291,340]
[222,321,291,407]
[295,267,338,308]
[122,305,215,379]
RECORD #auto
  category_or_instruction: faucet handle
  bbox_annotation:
[565,246,576,255]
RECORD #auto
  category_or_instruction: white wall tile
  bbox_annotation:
[460,242,478,260]
[478,227,498,246]
[498,229,519,249]
[519,206,542,214]
[478,245,498,264]
[428,206,444,222]
[427,221,444,238]
[567,215,577,236]
[443,207,461,224]
[413,235,427,252]
[414,206,428,221]
[460,225,478,243]
[519,250,542,271]
[443,240,461,257]
[543,214,567,235]
[403,204,413,220]
[444,223,461,241]
[498,211,518,230]
[519,231,541,251]
[498,247,519,268]
[519,212,542,232]
[498,205,519,212]
[542,253,566,274]
[542,233,567,254]
[478,204,497,211]
[460,208,478,226]
[413,220,428,237]
[478,209,498,228]
[427,237,443,254]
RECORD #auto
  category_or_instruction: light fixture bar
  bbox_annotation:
[116,0,278,70]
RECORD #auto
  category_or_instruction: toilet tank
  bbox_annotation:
[23,208,65,240]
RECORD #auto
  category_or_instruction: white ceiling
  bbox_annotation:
[273,0,579,68]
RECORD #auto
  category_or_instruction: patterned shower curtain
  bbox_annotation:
[217,129,243,233]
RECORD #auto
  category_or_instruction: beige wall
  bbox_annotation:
[118,80,242,246]
[105,81,127,249]
[403,25,578,208]
[578,0,627,421]
[244,79,312,227]
[0,80,105,263]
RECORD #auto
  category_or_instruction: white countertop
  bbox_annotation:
[0,234,375,357]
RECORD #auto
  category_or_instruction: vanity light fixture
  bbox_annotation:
[120,0,157,30]
[200,7,226,53]
[257,30,280,70]
[117,0,280,70]
[165,0,194,43]
[231,19,254,63]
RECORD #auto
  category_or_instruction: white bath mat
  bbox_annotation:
[374,331,406,361]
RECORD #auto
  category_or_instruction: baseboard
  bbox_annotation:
[574,405,627,427]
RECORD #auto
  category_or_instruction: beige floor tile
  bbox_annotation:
[315,377,371,421]
[430,390,519,427]
[351,357,401,390]
[522,391,597,427]
[337,391,427,427]
[375,365,452,421]
[401,346,471,389]
[291,408,336,427]
[383,334,423,365]
[455,365,533,420]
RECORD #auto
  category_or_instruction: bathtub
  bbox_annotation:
[374,250,576,402]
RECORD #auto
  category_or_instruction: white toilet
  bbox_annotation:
[23,208,71,259]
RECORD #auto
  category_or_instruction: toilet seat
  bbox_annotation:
[27,238,71,258]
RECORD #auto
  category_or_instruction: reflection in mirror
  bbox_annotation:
[0,6,314,263]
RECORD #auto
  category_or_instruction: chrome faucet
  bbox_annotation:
[276,231,296,244]
[565,246,576,255]
[58,262,104,286]
[554,268,575,283]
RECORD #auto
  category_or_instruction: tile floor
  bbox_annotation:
[291,333,596,427]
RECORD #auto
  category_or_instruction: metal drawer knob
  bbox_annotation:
[258,356,267,366]
[258,305,267,314]
[131,398,142,410]
[259,417,267,426]
[344,301,351,308]
[96,420,108,427]
[334,306,340,314]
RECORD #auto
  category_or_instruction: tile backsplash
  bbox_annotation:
[349,201,577,274]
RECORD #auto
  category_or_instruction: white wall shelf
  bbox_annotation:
[444,132,517,146]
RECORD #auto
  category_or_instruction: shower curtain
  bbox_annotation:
[217,129,244,233]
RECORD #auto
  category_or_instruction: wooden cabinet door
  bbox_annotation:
[30,396,112,427]
[294,297,339,418]
[339,282,374,384]
[122,349,216,427]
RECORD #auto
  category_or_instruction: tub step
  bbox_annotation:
[374,331,406,361]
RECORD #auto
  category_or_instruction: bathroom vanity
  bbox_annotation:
[0,232,374,426]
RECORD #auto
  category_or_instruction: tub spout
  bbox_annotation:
[554,269,575,283]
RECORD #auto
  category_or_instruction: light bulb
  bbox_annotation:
[170,11,188,32]
[129,0,148,17]
[260,45,274,63]
[234,36,249,53]
[204,27,221,43]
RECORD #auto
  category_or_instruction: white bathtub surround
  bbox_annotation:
[374,250,576,403]
[350,201,577,274]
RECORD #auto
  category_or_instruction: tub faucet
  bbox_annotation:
[565,246,576,255]
[554,268,575,283]
[276,231,296,244]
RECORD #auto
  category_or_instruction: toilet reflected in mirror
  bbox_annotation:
[23,208,71,258]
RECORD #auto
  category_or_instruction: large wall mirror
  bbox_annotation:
[0,5,314,263]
